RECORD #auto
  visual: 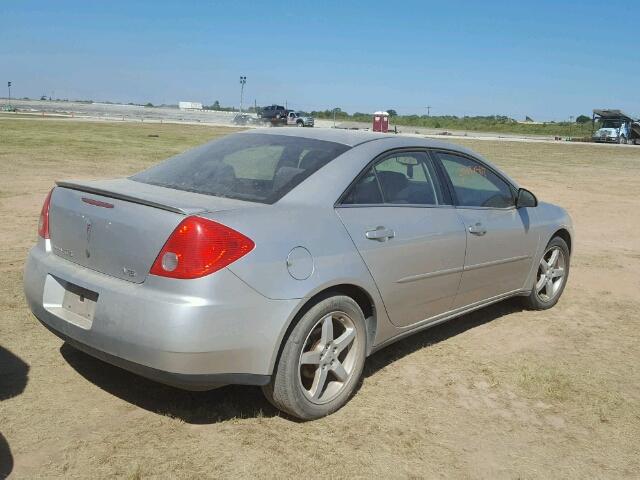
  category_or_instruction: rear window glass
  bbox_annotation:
[131,134,350,203]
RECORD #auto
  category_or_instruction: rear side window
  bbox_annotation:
[132,134,350,204]
[437,152,514,208]
[342,151,445,206]
[342,168,383,204]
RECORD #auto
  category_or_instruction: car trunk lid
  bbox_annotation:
[49,178,255,283]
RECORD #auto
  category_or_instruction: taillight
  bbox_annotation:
[38,188,54,239]
[150,216,255,279]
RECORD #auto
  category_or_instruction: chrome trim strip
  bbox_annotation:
[395,255,530,284]
[463,255,531,272]
[396,266,464,284]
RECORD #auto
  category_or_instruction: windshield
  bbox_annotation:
[131,134,350,204]
[601,120,621,129]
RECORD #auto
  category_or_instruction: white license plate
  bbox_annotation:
[44,275,98,329]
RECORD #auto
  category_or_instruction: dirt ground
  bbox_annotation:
[1,118,639,479]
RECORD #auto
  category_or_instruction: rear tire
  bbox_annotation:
[523,237,570,310]
[263,295,367,420]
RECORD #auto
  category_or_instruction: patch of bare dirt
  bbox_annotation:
[1,120,639,478]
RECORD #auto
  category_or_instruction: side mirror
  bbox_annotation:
[516,188,538,208]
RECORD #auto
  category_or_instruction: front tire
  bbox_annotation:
[523,237,570,310]
[263,295,367,420]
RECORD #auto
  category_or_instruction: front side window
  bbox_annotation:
[132,134,350,204]
[437,152,514,208]
[342,151,445,205]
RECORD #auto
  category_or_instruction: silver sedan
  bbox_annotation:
[24,129,572,419]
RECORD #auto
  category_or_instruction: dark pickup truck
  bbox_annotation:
[259,105,289,122]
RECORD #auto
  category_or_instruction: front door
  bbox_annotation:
[336,151,467,327]
[436,151,539,307]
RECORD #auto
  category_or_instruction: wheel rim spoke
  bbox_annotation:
[535,276,546,293]
[548,249,559,268]
[300,350,321,365]
[334,328,355,355]
[320,315,334,345]
[545,278,554,295]
[551,268,564,279]
[539,258,548,273]
[310,367,328,400]
[331,361,348,382]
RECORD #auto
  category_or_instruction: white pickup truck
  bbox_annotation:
[286,111,314,127]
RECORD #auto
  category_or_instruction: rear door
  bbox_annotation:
[435,151,538,307]
[336,150,466,327]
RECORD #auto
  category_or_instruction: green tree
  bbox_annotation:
[576,115,591,124]
[386,109,398,117]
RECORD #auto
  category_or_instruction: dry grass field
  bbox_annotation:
[1,118,639,479]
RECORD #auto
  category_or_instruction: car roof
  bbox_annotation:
[239,129,521,200]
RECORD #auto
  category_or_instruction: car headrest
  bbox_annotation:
[299,151,329,171]
[376,171,408,198]
[273,166,304,192]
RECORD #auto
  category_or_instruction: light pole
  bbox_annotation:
[239,76,246,113]
[426,105,431,117]
[8,81,11,103]
[569,115,574,138]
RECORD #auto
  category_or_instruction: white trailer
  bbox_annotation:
[178,101,203,110]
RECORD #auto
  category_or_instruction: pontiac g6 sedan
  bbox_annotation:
[24,129,572,419]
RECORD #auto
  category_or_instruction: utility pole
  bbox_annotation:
[426,105,431,117]
[569,115,574,138]
[239,76,246,113]
[7,81,11,103]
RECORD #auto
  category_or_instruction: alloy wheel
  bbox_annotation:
[535,246,566,302]
[298,311,358,404]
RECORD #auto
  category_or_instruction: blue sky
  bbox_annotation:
[1,0,638,120]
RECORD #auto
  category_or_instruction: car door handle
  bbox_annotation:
[365,226,395,241]
[468,223,487,236]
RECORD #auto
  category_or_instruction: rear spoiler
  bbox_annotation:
[55,181,206,215]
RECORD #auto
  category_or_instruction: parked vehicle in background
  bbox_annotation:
[592,109,640,145]
[259,105,288,123]
[287,111,315,127]
[24,129,573,420]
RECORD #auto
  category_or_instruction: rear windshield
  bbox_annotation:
[131,134,350,204]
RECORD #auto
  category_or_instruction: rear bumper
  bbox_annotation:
[39,319,269,389]
[24,242,299,389]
